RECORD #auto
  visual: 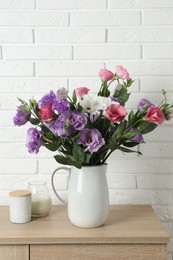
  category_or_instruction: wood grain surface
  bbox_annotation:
[0,245,28,260]
[30,244,167,260]
[0,205,168,244]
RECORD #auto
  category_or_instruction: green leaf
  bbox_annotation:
[70,160,82,169]
[72,90,77,104]
[119,146,142,155]
[45,142,61,151]
[54,155,71,165]
[114,121,127,136]
[29,99,37,110]
[17,97,28,106]
[72,143,86,163]
[54,155,82,169]
[123,130,139,139]
[118,87,129,104]
[139,121,157,134]
[122,142,140,148]
[19,107,30,113]
[128,110,134,125]
[85,153,91,164]
[29,118,40,125]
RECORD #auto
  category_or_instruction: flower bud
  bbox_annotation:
[115,83,123,92]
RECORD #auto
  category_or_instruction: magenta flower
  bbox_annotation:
[78,128,105,153]
[39,103,55,122]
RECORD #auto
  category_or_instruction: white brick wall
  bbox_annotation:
[0,0,173,258]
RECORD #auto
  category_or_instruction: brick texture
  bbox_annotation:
[0,1,173,258]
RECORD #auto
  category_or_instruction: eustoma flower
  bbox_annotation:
[137,99,155,112]
[104,104,127,123]
[26,128,42,154]
[80,93,110,114]
[13,65,173,168]
[78,128,105,153]
[116,65,130,80]
[131,132,144,144]
[146,107,164,124]
[54,111,87,137]
[75,87,89,99]
[99,69,114,82]
[57,87,68,99]
[13,105,31,126]
[39,103,54,122]
[38,90,56,107]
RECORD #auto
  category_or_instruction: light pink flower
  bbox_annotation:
[99,69,114,82]
[104,104,127,123]
[146,107,164,124]
[116,65,130,80]
[75,87,89,98]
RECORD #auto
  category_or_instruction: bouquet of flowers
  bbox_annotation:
[13,66,173,169]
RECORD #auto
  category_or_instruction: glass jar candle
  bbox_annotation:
[27,181,52,217]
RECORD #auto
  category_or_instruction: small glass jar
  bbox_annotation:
[9,190,31,223]
[27,181,52,217]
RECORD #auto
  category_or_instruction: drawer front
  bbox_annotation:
[0,245,29,260]
[30,244,167,260]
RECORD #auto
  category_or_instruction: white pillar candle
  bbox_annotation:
[9,190,31,223]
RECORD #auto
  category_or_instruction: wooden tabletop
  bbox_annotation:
[0,205,169,245]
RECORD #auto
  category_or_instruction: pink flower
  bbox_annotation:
[39,103,54,122]
[104,104,127,123]
[116,65,130,80]
[146,107,164,124]
[99,69,114,82]
[75,87,89,98]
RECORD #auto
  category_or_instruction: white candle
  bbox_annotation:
[31,195,52,216]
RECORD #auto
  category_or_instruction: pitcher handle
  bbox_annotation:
[51,166,70,205]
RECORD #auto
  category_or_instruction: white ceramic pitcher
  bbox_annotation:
[51,164,109,228]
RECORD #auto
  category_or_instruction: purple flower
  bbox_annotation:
[57,88,68,99]
[111,97,121,103]
[13,105,31,126]
[54,113,72,137]
[26,127,43,154]
[131,132,144,144]
[137,99,155,112]
[78,128,105,153]
[38,91,56,107]
[52,99,70,113]
[53,111,86,136]
[38,90,70,114]
[70,111,87,131]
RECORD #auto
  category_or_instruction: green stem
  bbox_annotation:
[102,150,113,164]
[107,78,116,88]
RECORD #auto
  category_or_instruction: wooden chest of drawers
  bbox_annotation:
[0,205,169,260]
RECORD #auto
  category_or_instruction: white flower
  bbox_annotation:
[79,93,110,114]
